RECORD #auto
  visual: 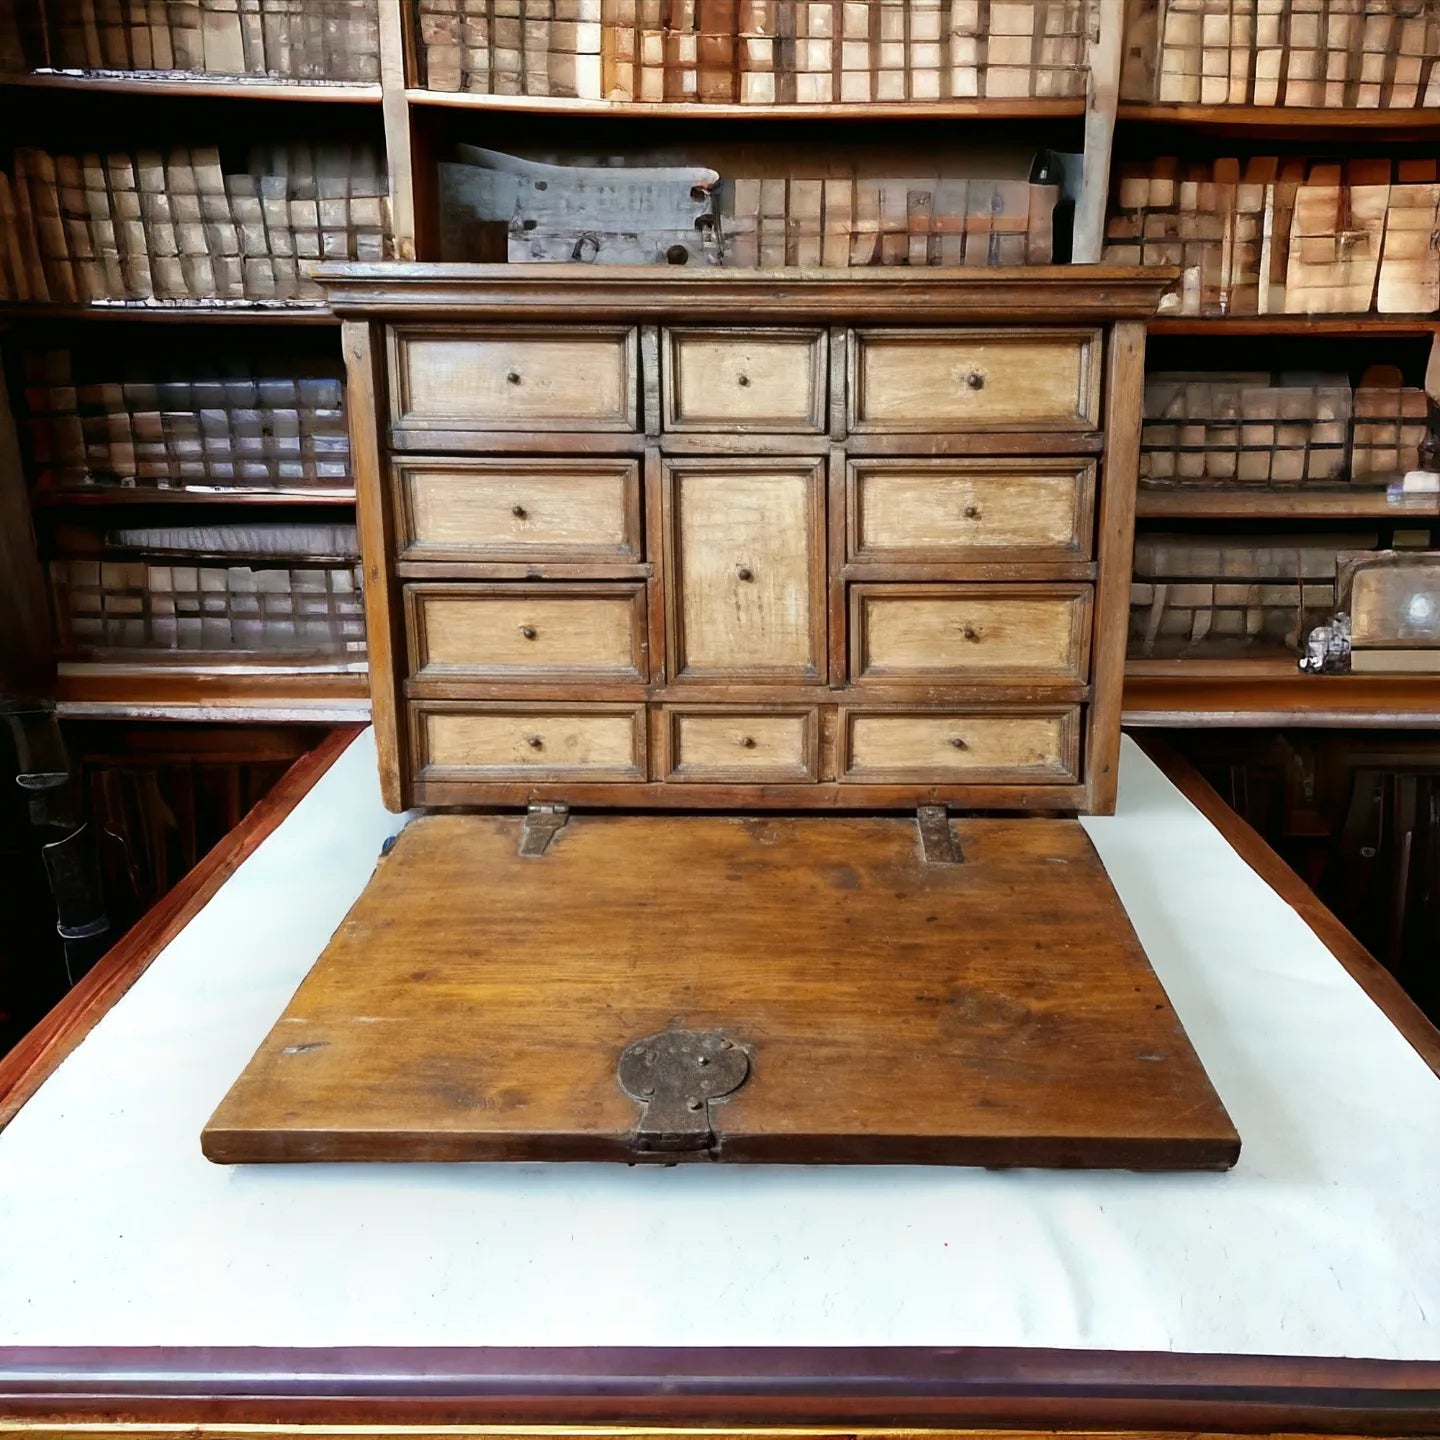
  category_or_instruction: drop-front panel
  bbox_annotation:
[323,266,1171,814]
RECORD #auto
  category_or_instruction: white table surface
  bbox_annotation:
[0,730,1437,1359]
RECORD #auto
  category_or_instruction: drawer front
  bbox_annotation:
[395,458,641,563]
[406,584,647,682]
[849,458,1096,563]
[850,328,1101,432]
[840,707,1081,784]
[851,585,1091,683]
[663,328,827,432]
[664,707,819,782]
[412,703,646,782]
[389,326,638,434]
[664,459,826,681]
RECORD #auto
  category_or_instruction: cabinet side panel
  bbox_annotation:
[1087,318,1146,815]
[345,319,408,811]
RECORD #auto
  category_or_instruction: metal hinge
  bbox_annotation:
[618,1027,750,1158]
[518,802,570,857]
[917,805,964,865]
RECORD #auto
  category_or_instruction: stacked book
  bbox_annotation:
[416,0,1090,102]
[1141,368,1431,487]
[1104,155,1440,314]
[0,0,381,82]
[1129,532,1375,658]
[0,143,390,305]
[721,173,1056,265]
[50,521,365,661]
[21,349,350,493]
[1122,0,1440,108]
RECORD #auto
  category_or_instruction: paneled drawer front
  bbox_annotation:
[850,328,1101,432]
[395,458,641,563]
[389,326,638,434]
[663,328,827,432]
[664,459,826,681]
[663,707,819,782]
[840,707,1081,784]
[412,702,646,782]
[851,584,1091,683]
[406,584,647,682]
[848,458,1096,563]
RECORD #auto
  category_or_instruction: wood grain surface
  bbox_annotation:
[203,810,1239,1168]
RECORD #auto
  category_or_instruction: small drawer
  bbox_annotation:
[663,328,827,432]
[388,325,638,436]
[848,458,1096,564]
[839,707,1081,784]
[411,702,646,783]
[850,584,1091,683]
[394,458,642,563]
[406,583,647,683]
[662,707,819,782]
[849,327,1101,433]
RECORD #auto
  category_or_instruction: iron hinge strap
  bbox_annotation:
[519,802,570,857]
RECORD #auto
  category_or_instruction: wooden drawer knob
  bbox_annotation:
[739,735,757,749]
[963,504,982,519]
[526,735,544,750]
[961,624,981,642]
[949,736,969,750]
[520,625,538,640]
[737,374,751,387]
[511,504,528,519]
[506,370,522,385]
[736,565,754,582]
[966,371,985,390]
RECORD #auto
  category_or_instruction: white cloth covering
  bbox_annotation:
[0,730,1436,1358]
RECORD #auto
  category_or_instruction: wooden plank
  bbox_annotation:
[378,0,418,259]
[0,726,363,1134]
[203,809,1239,1168]
[1074,0,1122,263]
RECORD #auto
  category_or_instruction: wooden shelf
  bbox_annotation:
[404,87,1086,121]
[54,668,371,724]
[1136,487,1440,519]
[1117,101,1440,135]
[1149,314,1440,336]
[1125,671,1440,728]
[0,302,335,326]
[30,487,355,508]
[1,71,382,103]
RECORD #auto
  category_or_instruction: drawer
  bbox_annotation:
[839,707,1081,784]
[850,584,1091,683]
[394,458,642,563]
[662,707,819,782]
[663,458,827,681]
[849,327,1101,433]
[406,583,647,683]
[411,702,646,782]
[663,328,827,433]
[388,326,638,435]
[848,458,1096,563]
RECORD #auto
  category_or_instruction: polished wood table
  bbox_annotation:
[1,727,1437,1438]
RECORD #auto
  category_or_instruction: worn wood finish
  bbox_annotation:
[662,706,821,783]
[847,458,1097,564]
[662,327,828,433]
[203,810,1238,1168]
[393,457,643,564]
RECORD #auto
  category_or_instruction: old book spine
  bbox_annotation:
[19,149,73,303]
[107,152,151,299]
[55,153,104,302]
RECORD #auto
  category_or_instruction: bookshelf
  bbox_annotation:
[0,0,1437,729]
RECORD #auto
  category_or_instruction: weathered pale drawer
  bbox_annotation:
[663,328,827,433]
[850,584,1091,683]
[394,458,642,563]
[849,328,1102,433]
[406,583,647,682]
[388,326,639,435]
[848,458,1096,563]
[662,706,819,782]
[411,702,646,782]
[839,707,1081,784]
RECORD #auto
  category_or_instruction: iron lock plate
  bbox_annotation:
[617,1027,749,1158]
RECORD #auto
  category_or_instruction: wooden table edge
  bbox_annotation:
[0,724,366,1133]
[1135,734,1440,1081]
